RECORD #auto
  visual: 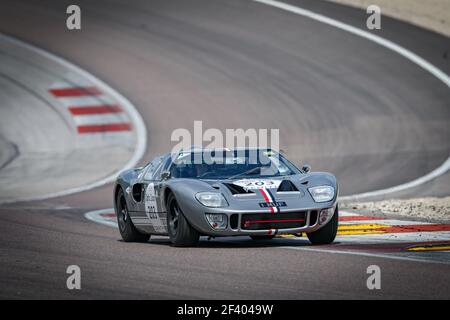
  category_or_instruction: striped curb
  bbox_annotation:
[48,84,132,135]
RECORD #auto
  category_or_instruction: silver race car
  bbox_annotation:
[114,148,338,246]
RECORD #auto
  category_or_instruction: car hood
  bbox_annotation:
[168,173,337,213]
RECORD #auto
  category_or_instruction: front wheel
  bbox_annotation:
[307,205,339,245]
[166,193,199,247]
[116,188,150,243]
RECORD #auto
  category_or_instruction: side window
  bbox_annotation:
[152,156,172,180]
[143,157,163,181]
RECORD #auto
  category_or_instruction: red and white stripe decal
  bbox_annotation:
[49,85,132,134]
[258,188,279,213]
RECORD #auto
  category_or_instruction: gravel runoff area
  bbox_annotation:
[325,0,450,37]
[342,197,450,223]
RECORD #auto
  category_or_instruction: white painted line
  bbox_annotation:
[281,246,450,265]
[0,33,147,204]
[84,208,118,228]
[336,231,450,242]
[252,0,450,200]
[339,211,360,217]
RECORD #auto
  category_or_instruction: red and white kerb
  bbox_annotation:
[49,85,132,134]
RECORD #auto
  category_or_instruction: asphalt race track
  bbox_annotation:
[0,0,449,299]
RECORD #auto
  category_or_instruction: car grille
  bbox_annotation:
[241,211,307,230]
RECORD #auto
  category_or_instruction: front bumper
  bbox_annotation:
[190,206,336,237]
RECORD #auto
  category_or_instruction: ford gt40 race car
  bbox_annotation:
[114,148,338,246]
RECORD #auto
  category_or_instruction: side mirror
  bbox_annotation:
[160,170,171,180]
[301,164,311,173]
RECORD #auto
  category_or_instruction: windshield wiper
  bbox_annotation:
[228,166,266,180]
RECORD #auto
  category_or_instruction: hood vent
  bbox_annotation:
[223,183,254,194]
[224,180,298,194]
[277,180,299,192]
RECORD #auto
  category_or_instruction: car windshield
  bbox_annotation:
[169,149,300,179]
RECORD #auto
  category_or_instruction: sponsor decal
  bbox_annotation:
[232,179,284,213]
[144,183,166,233]
[233,179,281,191]
[259,201,286,208]
[258,187,279,213]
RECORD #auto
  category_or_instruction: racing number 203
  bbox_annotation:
[221,304,274,315]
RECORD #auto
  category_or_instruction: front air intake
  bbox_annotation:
[223,183,254,194]
[309,210,318,226]
[230,214,239,229]
[241,211,307,230]
[277,180,299,192]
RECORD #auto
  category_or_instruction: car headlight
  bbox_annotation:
[195,192,228,208]
[308,186,335,202]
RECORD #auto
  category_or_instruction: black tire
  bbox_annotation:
[115,188,150,243]
[307,205,339,245]
[166,193,199,247]
[250,235,275,240]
